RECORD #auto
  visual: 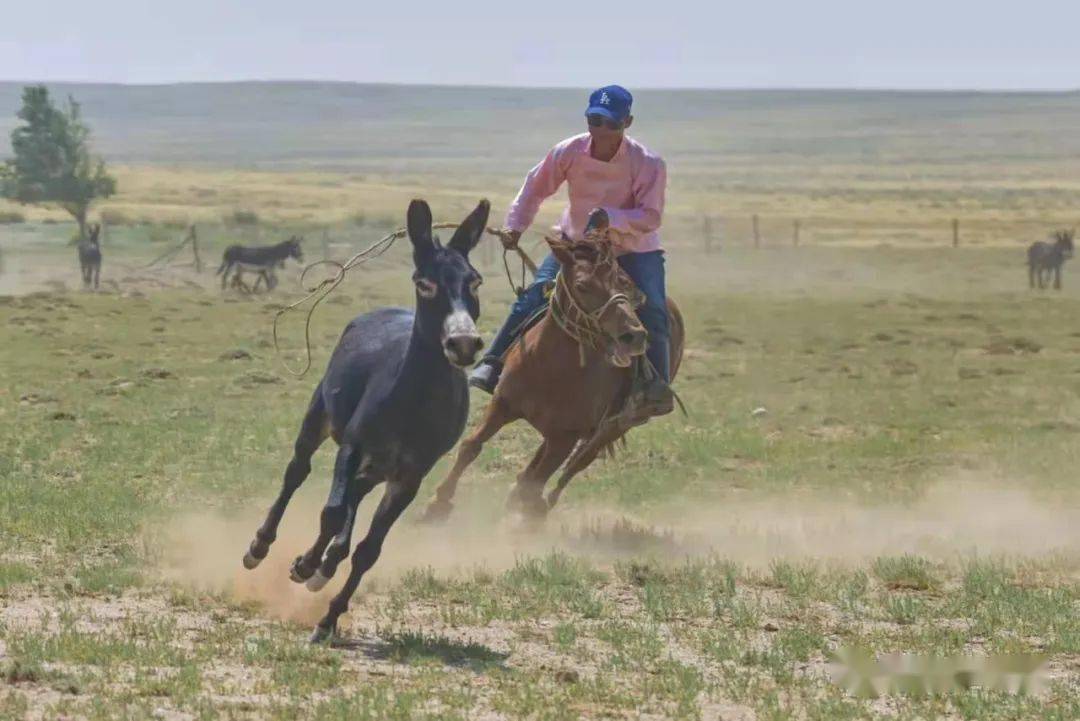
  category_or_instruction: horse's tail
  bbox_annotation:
[216,259,228,275]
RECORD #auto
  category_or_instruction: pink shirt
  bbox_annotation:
[504,133,667,254]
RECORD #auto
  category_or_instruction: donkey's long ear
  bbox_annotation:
[407,199,435,265]
[447,199,491,257]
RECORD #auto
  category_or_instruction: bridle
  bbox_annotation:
[547,244,642,367]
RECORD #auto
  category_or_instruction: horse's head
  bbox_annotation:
[407,199,488,368]
[547,234,647,368]
[1055,229,1075,259]
[286,236,305,263]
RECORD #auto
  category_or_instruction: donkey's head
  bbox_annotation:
[1054,229,1075,259]
[407,199,488,368]
[285,236,304,263]
[87,223,101,245]
[547,234,647,368]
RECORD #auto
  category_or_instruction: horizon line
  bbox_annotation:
[1,78,1078,95]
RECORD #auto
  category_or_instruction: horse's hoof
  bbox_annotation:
[306,570,331,592]
[309,623,336,645]
[242,551,263,570]
[289,556,314,583]
[419,500,453,524]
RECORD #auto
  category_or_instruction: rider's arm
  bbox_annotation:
[504,144,571,233]
[603,157,666,250]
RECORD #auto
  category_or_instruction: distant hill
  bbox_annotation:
[2,82,1079,173]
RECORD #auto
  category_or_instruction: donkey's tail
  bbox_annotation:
[216,260,228,275]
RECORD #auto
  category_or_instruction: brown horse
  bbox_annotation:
[422,233,684,520]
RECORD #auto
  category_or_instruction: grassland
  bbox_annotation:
[3,229,1080,718]
[1,83,1080,719]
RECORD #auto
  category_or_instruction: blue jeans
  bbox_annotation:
[484,250,670,382]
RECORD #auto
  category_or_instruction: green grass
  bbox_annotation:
[1,241,1079,718]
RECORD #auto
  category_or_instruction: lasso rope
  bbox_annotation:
[273,224,535,376]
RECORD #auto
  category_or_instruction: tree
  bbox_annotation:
[1,85,116,239]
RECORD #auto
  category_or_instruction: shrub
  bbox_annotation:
[0,211,26,224]
[100,209,133,226]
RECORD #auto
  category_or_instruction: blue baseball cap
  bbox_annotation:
[586,85,633,122]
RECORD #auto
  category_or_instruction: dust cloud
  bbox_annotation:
[158,471,1080,624]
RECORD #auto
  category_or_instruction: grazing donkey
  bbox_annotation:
[217,236,304,290]
[242,199,489,642]
[1028,230,1074,290]
[77,223,102,289]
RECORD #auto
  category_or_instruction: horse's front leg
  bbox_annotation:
[311,473,420,643]
[421,398,517,522]
[506,432,577,520]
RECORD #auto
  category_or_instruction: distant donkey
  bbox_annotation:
[1028,229,1074,290]
[77,223,102,289]
[217,236,304,291]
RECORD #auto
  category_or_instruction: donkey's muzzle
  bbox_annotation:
[444,334,484,367]
[443,309,484,368]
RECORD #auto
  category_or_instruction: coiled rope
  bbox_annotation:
[273,224,536,376]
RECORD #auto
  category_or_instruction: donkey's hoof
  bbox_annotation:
[309,623,336,645]
[243,538,270,569]
[419,499,453,524]
[306,570,331,592]
[289,557,315,583]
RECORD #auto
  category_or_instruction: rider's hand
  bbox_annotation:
[584,208,610,237]
[500,229,522,250]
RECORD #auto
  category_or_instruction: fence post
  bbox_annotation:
[752,214,761,248]
[952,218,959,247]
[793,219,800,247]
[190,225,202,272]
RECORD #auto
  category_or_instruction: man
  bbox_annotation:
[469,84,673,417]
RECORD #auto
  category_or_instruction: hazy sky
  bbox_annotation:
[2,1,1078,89]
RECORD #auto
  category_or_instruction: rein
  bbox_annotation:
[273,224,536,377]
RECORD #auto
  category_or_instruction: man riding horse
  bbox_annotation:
[470,84,673,418]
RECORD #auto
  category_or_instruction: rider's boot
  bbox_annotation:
[468,359,503,395]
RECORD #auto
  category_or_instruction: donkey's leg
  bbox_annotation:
[421,399,518,522]
[311,475,420,643]
[307,471,379,592]
[243,385,329,569]
[290,441,363,583]
[507,432,577,519]
[93,262,100,290]
[1029,265,1036,289]
[221,262,233,289]
[1055,265,1062,290]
